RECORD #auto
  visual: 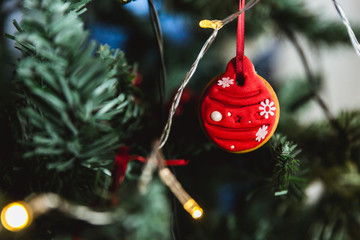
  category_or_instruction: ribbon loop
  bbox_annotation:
[236,0,246,86]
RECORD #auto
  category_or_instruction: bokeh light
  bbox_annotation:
[1,202,32,231]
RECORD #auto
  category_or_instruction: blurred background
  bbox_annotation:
[275,0,360,122]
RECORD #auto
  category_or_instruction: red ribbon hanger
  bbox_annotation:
[236,0,245,85]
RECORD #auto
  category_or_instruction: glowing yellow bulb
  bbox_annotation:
[1,202,32,231]
[191,207,203,219]
[199,20,223,30]
[183,198,203,219]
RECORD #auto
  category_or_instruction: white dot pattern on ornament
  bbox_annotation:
[211,111,222,122]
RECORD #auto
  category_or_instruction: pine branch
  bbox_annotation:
[66,0,93,12]
[10,0,142,198]
[302,111,360,166]
[271,134,304,198]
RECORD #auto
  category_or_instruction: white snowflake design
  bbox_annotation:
[259,99,276,119]
[255,125,268,142]
[217,77,234,88]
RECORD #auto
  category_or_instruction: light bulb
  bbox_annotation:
[158,167,204,220]
[1,202,32,231]
[183,198,203,219]
[199,20,223,29]
[191,207,203,219]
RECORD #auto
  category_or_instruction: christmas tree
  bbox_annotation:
[1,0,360,239]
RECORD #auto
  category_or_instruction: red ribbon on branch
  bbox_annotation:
[111,146,189,192]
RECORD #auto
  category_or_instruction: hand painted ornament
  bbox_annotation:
[200,56,279,153]
[199,0,279,153]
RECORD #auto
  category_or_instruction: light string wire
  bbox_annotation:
[146,1,181,237]
[158,0,261,149]
[148,0,167,117]
[28,194,115,225]
[0,193,118,229]
[332,0,360,56]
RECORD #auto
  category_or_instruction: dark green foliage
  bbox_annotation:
[0,0,143,204]
[97,45,143,131]
[271,134,303,198]
[14,0,139,170]
[0,0,171,238]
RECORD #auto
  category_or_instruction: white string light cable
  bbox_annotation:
[0,194,121,232]
[332,0,360,56]
[158,0,261,149]
[138,141,204,219]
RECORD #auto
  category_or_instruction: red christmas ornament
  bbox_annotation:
[200,56,279,153]
[199,0,279,153]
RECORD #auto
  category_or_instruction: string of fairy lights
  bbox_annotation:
[332,0,360,56]
[1,0,359,234]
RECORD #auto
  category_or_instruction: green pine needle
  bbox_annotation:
[11,0,142,199]
[271,134,303,197]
